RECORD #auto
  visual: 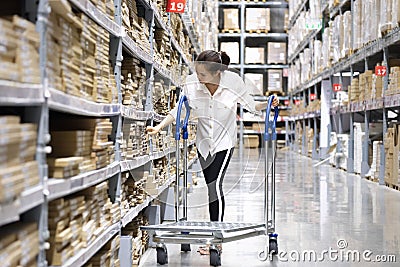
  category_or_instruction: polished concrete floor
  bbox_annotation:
[140,148,400,266]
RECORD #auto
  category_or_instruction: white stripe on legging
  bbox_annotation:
[216,149,231,222]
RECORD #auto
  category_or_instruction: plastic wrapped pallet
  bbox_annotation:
[245,47,265,64]
[352,0,362,50]
[245,8,270,32]
[342,11,352,58]
[332,15,344,63]
[321,26,332,70]
[300,48,312,84]
[313,40,322,75]
[220,42,239,64]
[368,141,382,180]
[288,60,300,92]
[337,134,349,170]
[379,0,392,35]
[267,42,286,64]
[223,9,239,30]
[392,0,400,29]
[267,70,283,92]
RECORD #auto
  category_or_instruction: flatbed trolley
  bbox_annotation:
[141,95,280,266]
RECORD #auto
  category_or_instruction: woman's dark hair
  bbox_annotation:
[195,50,230,72]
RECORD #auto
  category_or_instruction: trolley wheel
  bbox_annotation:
[156,244,168,265]
[209,248,221,266]
[269,239,278,255]
[181,244,191,252]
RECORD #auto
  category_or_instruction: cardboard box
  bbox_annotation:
[223,9,239,29]
[267,42,287,64]
[267,69,283,92]
[244,135,259,148]
[220,42,239,64]
[246,8,270,32]
[244,73,264,95]
[245,47,264,64]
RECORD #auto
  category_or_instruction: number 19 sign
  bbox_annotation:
[166,0,186,13]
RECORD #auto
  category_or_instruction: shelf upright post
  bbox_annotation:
[109,0,123,203]
[312,84,319,159]
[347,66,355,173]
[379,46,389,185]
[145,7,155,112]
[37,1,50,266]
[302,90,307,155]
[361,58,370,177]
[239,0,245,159]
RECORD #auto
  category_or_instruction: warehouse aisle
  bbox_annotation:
[140,149,400,266]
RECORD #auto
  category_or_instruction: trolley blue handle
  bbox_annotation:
[175,95,190,140]
[264,96,279,141]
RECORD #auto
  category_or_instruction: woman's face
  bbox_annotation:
[195,64,219,85]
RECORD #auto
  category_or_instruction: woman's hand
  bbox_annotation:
[271,96,279,107]
[146,125,161,135]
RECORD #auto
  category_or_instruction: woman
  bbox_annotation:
[146,50,278,252]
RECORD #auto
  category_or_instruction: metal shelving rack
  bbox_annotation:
[218,0,290,154]
[0,0,208,266]
[288,0,400,186]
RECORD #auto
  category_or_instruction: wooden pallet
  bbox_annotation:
[246,0,268,2]
[266,90,286,97]
[221,29,241,33]
[366,176,378,183]
[246,29,269,34]
[380,23,393,36]
[385,182,400,191]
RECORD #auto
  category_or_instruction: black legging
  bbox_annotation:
[198,148,234,222]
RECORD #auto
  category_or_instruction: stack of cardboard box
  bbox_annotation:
[153,80,172,115]
[48,118,115,178]
[121,120,148,160]
[268,42,287,64]
[384,124,400,186]
[84,235,120,267]
[359,70,373,101]
[245,47,265,64]
[0,223,39,267]
[1,116,39,204]
[122,58,146,109]
[223,9,240,31]
[121,172,147,215]
[122,213,149,267]
[245,8,270,32]
[387,66,400,95]
[0,16,40,84]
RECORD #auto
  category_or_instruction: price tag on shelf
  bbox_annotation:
[284,100,290,106]
[375,65,387,76]
[310,93,316,101]
[333,83,342,92]
[166,0,186,13]
[294,100,301,105]
[305,18,322,30]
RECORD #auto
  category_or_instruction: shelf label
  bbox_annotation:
[310,93,317,101]
[284,100,290,106]
[294,100,301,105]
[375,65,387,76]
[166,0,186,13]
[305,18,322,30]
[333,83,342,92]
